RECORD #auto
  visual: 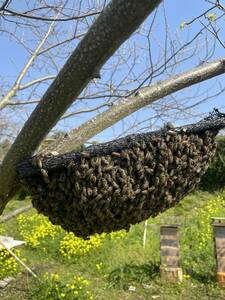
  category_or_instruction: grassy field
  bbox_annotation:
[0,190,224,299]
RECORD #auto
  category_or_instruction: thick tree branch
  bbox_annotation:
[49,58,225,153]
[0,0,162,213]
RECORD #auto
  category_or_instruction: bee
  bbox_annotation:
[32,156,42,168]
[165,135,171,142]
[168,130,177,136]
[92,187,98,197]
[120,150,129,160]
[80,163,89,170]
[67,161,75,176]
[40,168,50,184]
[139,173,145,180]
[176,134,182,143]
[89,174,97,183]
[141,190,148,195]
[75,182,80,192]
[135,163,142,171]
[157,164,165,172]
[140,141,146,150]
[164,160,169,169]
[112,152,121,158]
[112,180,119,189]
[159,174,167,185]
[133,141,141,148]
[94,194,103,201]
[81,194,88,203]
[75,170,82,178]
[101,157,109,165]
[129,151,137,160]
[118,168,126,178]
[113,189,120,196]
[154,177,159,185]
[145,151,153,161]
[102,178,108,189]
[85,167,94,177]
[82,187,87,196]
[145,168,154,175]
[104,165,113,172]
[134,189,141,195]
[107,186,113,194]
[90,157,97,167]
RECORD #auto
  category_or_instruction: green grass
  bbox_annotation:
[0,190,225,299]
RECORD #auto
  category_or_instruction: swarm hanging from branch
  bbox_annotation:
[18,109,225,238]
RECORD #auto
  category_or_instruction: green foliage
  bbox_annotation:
[180,22,186,30]
[1,192,225,299]
[17,214,63,248]
[207,12,217,22]
[0,248,19,280]
[59,231,126,260]
[181,194,225,279]
[108,262,160,288]
[200,136,225,190]
[17,213,127,261]
[29,273,93,300]
[16,189,29,201]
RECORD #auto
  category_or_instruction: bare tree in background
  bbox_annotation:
[1,1,224,133]
[0,0,225,213]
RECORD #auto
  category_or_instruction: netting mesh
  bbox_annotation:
[18,109,225,238]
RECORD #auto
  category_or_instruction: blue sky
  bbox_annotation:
[1,0,225,143]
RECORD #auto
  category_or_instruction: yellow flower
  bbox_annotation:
[96,262,103,271]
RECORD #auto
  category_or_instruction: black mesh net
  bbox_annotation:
[18,109,225,238]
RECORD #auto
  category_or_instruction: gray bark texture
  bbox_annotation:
[0,0,162,213]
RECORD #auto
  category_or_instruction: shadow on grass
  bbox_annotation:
[184,268,216,284]
[108,261,160,289]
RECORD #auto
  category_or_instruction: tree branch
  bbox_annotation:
[1,8,101,22]
[48,58,225,154]
[7,100,40,106]
[0,0,11,11]
[18,75,56,91]
[60,103,113,121]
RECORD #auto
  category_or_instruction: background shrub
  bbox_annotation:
[200,136,225,190]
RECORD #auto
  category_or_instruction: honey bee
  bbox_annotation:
[40,168,50,184]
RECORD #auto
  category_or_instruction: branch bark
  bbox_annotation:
[0,0,162,213]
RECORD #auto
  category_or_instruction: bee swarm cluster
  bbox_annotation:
[20,128,217,239]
